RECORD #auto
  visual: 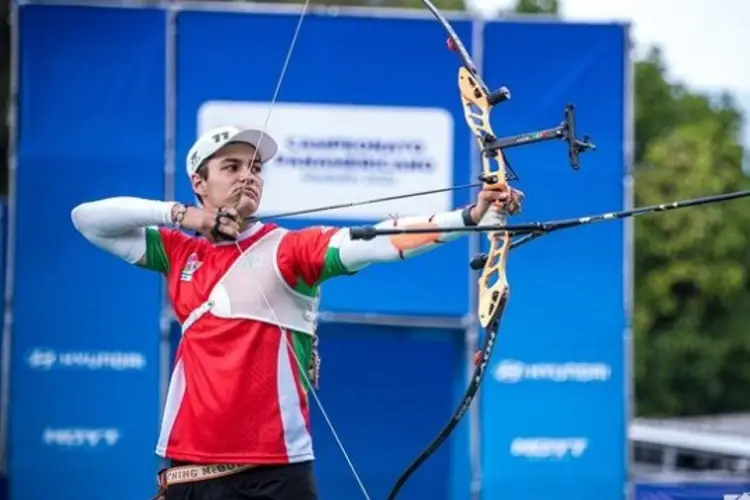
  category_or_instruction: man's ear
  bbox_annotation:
[191,173,207,199]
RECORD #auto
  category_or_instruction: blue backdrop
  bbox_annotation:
[9,3,629,500]
[10,5,166,500]
[476,19,628,500]
[636,482,750,500]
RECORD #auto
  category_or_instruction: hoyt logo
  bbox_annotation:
[43,428,120,447]
[510,437,589,459]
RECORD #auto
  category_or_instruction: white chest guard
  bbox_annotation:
[182,228,320,335]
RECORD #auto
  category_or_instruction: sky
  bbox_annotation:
[466,0,750,147]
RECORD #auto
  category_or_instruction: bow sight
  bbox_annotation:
[483,103,596,170]
[482,103,596,172]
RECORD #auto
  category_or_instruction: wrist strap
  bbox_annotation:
[172,203,189,229]
[461,204,477,226]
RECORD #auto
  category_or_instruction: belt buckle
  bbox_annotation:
[156,468,168,488]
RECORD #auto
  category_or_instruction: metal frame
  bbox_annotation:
[16,0,165,8]
[0,0,20,478]
[622,21,636,500]
[158,0,178,473]
[317,311,466,329]
[174,0,474,20]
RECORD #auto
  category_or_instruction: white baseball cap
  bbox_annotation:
[185,125,279,177]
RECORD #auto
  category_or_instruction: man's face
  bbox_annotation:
[192,142,265,218]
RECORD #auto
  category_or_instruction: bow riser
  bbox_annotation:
[387,7,588,498]
[478,233,510,328]
[459,67,502,153]
[458,66,513,331]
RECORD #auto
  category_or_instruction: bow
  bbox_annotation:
[235,2,594,497]
[383,3,593,498]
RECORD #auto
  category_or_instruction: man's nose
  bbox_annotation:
[238,167,253,183]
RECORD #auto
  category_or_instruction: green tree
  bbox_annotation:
[513,0,558,15]
[499,0,750,418]
[633,47,749,416]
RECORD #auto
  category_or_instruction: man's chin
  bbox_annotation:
[236,196,260,219]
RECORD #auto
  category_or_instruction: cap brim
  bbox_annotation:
[226,129,279,163]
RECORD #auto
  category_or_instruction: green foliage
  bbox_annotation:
[373,0,465,10]
[513,0,558,15]
[492,1,750,418]
[632,47,749,416]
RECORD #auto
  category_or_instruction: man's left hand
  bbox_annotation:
[470,184,524,224]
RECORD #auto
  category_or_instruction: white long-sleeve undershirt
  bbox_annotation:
[71,197,175,264]
[71,197,506,271]
[333,208,501,271]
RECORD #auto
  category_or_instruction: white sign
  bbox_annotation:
[725,495,750,500]
[42,428,120,448]
[493,359,611,384]
[197,100,455,220]
[26,348,146,371]
[510,437,588,459]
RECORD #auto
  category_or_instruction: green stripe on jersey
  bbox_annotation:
[294,246,354,298]
[291,332,314,392]
[140,227,170,274]
[289,246,353,392]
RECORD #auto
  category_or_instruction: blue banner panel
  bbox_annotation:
[11,5,166,500]
[477,20,629,500]
[175,8,474,317]
[635,482,750,500]
[305,322,469,500]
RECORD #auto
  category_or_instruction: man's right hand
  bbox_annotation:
[178,205,243,239]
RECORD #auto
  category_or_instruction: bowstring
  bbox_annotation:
[234,3,372,498]
[235,241,371,500]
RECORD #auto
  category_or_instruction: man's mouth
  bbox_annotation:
[240,187,258,200]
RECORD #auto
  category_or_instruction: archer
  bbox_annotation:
[71,125,524,500]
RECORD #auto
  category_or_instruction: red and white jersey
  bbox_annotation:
[144,222,349,464]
